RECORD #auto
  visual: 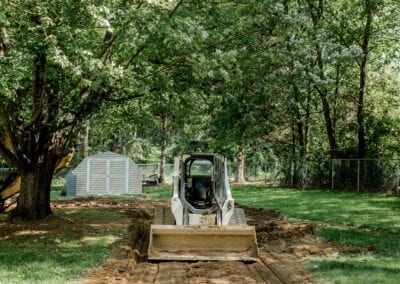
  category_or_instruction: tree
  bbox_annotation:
[192,0,282,182]
[304,0,342,159]
[0,1,184,219]
[144,1,400,189]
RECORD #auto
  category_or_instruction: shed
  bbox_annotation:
[72,152,142,196]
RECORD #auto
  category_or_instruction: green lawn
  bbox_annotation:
[0,235,110,284]
[232,186,400,233]
[232,185,400,283]
[0,209,125,284]
[2,184,398,283]
[143,185,172,200]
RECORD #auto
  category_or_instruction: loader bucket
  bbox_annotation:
[148,225,259,262]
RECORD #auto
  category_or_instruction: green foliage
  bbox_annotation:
[1,0,399,193]
[51,177,65,191]
[71,0,400,183]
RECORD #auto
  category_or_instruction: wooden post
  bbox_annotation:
[397,160,400,195]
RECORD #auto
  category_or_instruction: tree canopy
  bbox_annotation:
[0,0,399,219]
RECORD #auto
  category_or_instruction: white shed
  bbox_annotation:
[72,152,142,196]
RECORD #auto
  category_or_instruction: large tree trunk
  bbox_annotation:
[319,90,339,158]
[292,85,310,159]
[285,24,310,160]
[235,144,246,183]
[357,0,373,159]
[307,0,340,159]
[316,36,339,159]
[357,61,367,159]
[159,112,168,185]
[15,162,56,219]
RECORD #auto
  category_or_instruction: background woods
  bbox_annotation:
[0,0,399,219]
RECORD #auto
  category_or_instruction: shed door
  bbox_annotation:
[87,159,107,194]
[87,158,129,194]
[109,159,128,194]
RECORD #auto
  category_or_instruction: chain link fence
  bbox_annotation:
[225,158,399,192]
[227,159,331,188]
[137,163,174,184]
[331,159,400,193]
[135,159,331,190]
[1,158,394,192]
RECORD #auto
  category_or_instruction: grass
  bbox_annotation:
[0,209,125,284]
[50,190,75,200]
[3,184,399,283]
[232,185,400,283]
[0,236,110,284]
[232,186,400,233]
[143,185,172,200]
[307,227,400,283]
[136,185,400,282]
[306,253,400,284]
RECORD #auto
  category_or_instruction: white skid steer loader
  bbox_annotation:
[148,153,259,261]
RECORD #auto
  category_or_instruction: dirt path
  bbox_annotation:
[51,198,360,284]
[0,196,362,283]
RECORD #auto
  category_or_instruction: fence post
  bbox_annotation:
[264,163,267,184]
[397,160,400,195]
[331,159,334,189]
[290,161,294,187]
[304,162,308,187]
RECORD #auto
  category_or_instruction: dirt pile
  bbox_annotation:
[127,209,152,263]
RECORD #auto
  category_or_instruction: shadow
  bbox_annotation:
[318,227,400,254]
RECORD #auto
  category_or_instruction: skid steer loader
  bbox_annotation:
[148,153,259,261]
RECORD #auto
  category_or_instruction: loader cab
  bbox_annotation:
[180,153,225,214]
[184,157,213,209]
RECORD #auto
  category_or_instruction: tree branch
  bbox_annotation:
[0,106,25,167]
[0,28,10,56]
[124,43,148,69]
[169,0,184,18]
